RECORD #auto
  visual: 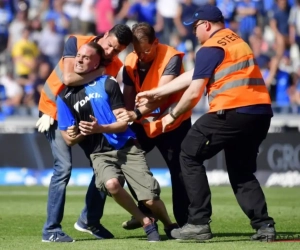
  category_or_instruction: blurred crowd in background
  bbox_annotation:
[1,0,300,119]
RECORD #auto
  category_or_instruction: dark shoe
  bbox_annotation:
[143,220,160,242]
[122,216,142,230]
[171,223,213,240]
[251,224,276,242]
[42,231,74,242]
[74,220,114,239]
[122,215,158,230]
[164,223,179,239]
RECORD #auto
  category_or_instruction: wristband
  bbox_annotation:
[134,108,143,120]
[169,110,178,120]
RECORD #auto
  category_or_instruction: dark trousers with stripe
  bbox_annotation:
[129,118,191,227]
[180,109,275,229]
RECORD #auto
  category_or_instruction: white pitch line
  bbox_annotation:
[0,190,87,196]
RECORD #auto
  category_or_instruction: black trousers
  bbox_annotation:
[129,118,191,227]
[180,110,275,229]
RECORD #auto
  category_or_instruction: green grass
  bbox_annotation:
[0,186,300,250]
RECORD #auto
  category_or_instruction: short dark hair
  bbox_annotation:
[86,42,104,58]
[108,24,133,46]
[132,22,156,44]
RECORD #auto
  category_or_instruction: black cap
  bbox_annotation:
[183,5,224,26]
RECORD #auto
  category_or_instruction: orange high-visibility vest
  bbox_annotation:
[201,29,271,112]
[38,35,123,120]
[125,44,192,138]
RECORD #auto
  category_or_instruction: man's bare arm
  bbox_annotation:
[137,74,177,115]
[172,78,208,117]
[101,107,128,133]
[118,76,172,122]
[61,130,84,146]
[135,68,194,105]
[79,111,128,136]
[63,57,105,86]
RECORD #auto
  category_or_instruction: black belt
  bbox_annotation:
[216,109,226,118]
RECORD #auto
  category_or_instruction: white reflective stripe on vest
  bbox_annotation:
[209,58,257,85]
[43,81,56,102]
[208,78,265,103]
[54,64,64,82]
[42,65,65,102]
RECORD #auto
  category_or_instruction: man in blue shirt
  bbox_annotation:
[57,42,178,242]
[37,24,133,243]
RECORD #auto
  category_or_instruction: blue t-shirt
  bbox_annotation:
[181,2,200,36]
[128,2,156,26]
[62,36,80,59]
[193,30,272,115]
[262,0,275,13]
[236,1,257,34]
[57,75,135,155]
[271,7,290,36]
[44,10,71,35]
[216,0,236,27]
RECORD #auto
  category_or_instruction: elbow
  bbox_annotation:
[65,139,74,147]
[61,131,73,146]
[69,141,76,147]
[190,91,201,102]
[63,136,76,146]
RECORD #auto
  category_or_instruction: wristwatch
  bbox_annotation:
[134,108,143,120]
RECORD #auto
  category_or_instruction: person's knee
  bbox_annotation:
[52,164,72,182]
[142,199,155,207]
[105,178,122,194]
[179,150,205,170]
[228,170,257,185]
[180,128,209,161]
[52,151,72,179]
[179,150,188,162]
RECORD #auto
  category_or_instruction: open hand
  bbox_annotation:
[79,115,100,135]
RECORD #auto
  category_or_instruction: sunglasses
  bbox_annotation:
[133,43,154,56]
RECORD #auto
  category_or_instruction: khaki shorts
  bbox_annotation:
[91,144,160,200]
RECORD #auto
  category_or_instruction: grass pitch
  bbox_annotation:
[0,186,299,250]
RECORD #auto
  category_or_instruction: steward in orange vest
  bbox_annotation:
[134,5,275,241]
[125,43,192,138]
[118,22,191,229]
[38,35,123,120]
[202,29,271,112]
